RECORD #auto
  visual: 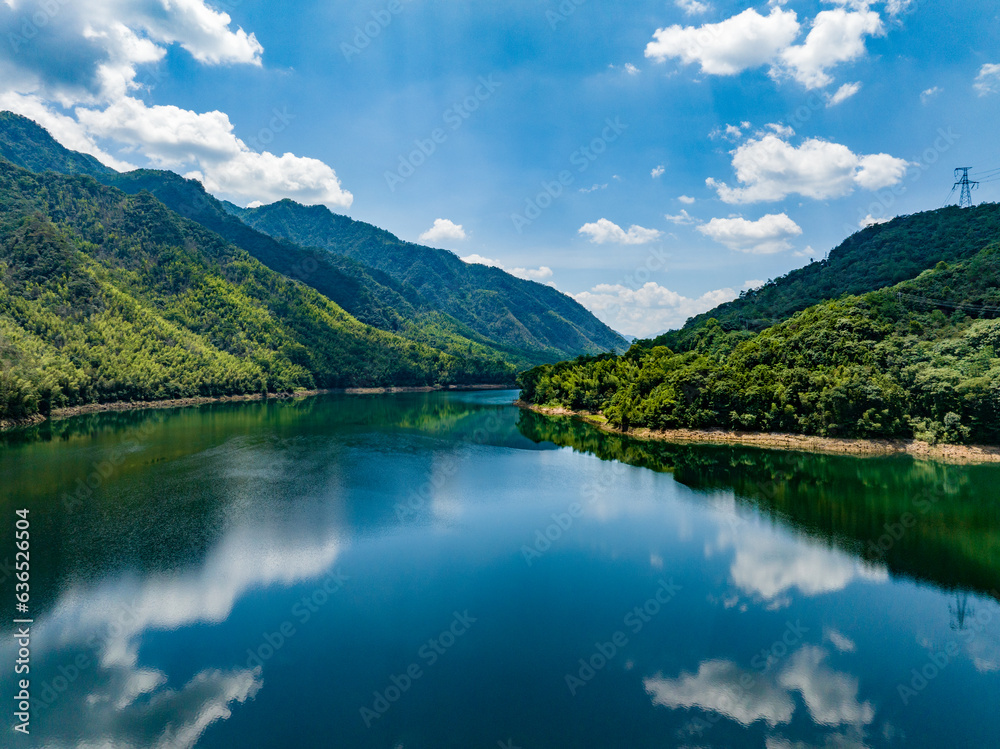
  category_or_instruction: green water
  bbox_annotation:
[0,391,997,748]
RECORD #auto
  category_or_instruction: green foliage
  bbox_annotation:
[520,244,1000,445]
[645,202,1000,352]
[229,199,629,362]
[0,160,515,420]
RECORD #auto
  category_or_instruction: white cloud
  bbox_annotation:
[777,8,883,89]
[460,254,552,282]
[706,133,910,204]
[827,81,862,106]
[665,209,698,225]
[645,660,796,727]
[698,213,802,254]
[579,183,608,193]
[646,5,883,91]
[675,0,711,16]
[76,97,353,208]
[886,0,916,16]
[625,62,640,75]
[646,647,873,735]
[645,8,801,76]
[778,647,874,727]
[651,165,666,179]
[579,218,662,245]
[678,195,696,204]
[859,214,890,228]
[920,86,942,104]
[974,64,1000,96]
[0,1,354,210]
[824,628,857,653]
[573,282,737,337]
[420,218,467,244]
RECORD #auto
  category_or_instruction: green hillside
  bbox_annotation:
[229,199,629,360]
[651,203,1000,352]
[520,241,1000,445]
[0,160,514,421]
[0,111,627,367]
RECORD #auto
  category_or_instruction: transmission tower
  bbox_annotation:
[953,167,979,208]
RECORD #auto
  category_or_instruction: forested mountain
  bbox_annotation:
[0,112,627,366]
[228,199,628,359]
[651,203,1000,352]
[0,159,514,421]
[521,238,1000,446]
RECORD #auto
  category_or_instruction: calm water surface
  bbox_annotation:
[1,390,998,748]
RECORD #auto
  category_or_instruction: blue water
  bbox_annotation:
[1,390,998,747]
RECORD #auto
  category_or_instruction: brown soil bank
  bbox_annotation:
[517,402,1000,465]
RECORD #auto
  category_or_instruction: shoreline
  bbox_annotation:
[517,402,1000,465]
[0,384,515,432]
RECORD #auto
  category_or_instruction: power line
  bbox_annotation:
[952,167,980,208]
[896,291,1000,315]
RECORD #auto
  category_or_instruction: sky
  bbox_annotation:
[2,0,1000,338]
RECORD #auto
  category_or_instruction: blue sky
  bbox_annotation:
[2,0,1000,336]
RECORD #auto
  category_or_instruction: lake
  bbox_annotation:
[1,390,998,748]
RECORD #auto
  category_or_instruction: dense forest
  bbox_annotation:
[230,198,628,360]
[0,159,515,421]
[521,240,1000,445]
[0,112,627,369]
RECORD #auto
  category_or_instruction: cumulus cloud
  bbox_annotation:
[645,647,874,734]
[827,81,862,106]
[698,213,802,254]
[651,165,666,178]
[645,8,800,76]
[974,64,1000,96]
[645,660,796,726]
[573,282,737,337]
[579,218,663,245]
[646,5,884,91]
[460,254,553,282]
[706,133,910,203]
[777,8,883,89]
[0,0,354,209]
[665,209,698,225]
[420,218,467,244]
[678,195,696,204]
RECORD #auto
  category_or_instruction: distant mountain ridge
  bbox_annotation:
[0,111,627,368]
[652,202,1000,352]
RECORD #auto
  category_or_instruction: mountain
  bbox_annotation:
[0,159,514,421]
[227,199,628,360]
[651,203,1000,352]
[0,111,114,179]
[0,112,627,367]
[520,233,1000,446]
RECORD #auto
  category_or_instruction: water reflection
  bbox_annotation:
[516,409,1000,602]
[0,393,997,747]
